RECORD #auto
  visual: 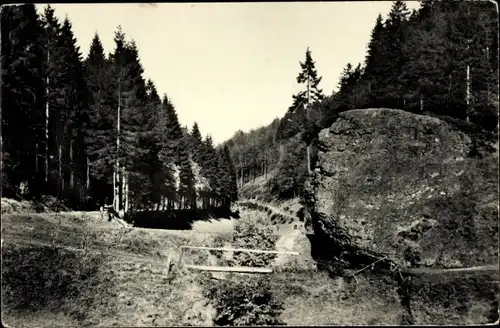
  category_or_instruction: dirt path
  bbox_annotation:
[401,264,499,275]
[191,218,236,234]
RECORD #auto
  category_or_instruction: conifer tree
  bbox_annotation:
[383,0,411,108]
[178,135,196,209]
[156,94,183,209]
[363,13,387,107]
[200,136,218,208]
[57,17,89,203]
[286,47,324,174]
[1,4,46,197]
[223,144,238,203]
[84,32,115,204]
[190,122,204,163]
[41,5,64,195]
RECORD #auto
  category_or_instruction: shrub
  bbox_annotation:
[204,275,285,326]
[231,215,278,267]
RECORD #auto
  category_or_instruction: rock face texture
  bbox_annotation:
[307,108,498,269]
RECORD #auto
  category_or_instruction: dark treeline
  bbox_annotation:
[1,4,238,211]
[224,0,499,200]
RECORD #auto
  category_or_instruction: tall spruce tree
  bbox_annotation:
[363,13,388,107]
[41,4,65,196]
[57,17,89,203]
[1,4,46,197]
[190,122,204,163]
[222,144,238,203]
[84,32,115,205]
[287,47,324,174]
[383,0,411,108]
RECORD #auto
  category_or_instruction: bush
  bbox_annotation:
[231,215,278,267]
[204,275,285,326]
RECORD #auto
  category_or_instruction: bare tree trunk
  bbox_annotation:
[121,168,125,211]
[45,51,50,184]
[115,85,121,212]
[35,143,39,174]
[113,169,116,209]
[486,46,490,100]
[306,71,312,175]
[86,157,90,190]
[466,63,470,122]
[124,171,129,213]
[58,145,63,195]
[69,139,74,189]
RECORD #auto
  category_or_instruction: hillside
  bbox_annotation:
[2,204,449,327]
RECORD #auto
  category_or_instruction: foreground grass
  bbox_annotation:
[1,211,220,327]
[4,207,494,326]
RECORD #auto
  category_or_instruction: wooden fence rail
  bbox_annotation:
[180,245,299,255]
[178,245,299,274]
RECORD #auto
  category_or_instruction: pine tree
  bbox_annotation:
[1,4,46,197]
[289,47,324,114]
[190,122,204,163]
[200,136,218,208]
[57,17,89,203]
[41,4,65,196]
[84,32,115,205]
[156,94,183,209]
[337,63,363,111]
[384,0,410,108]
[223,144,238,203]
[363,13,387,107]
[287,47,324,174]
[178,135,196,209]
[108,27,147,211]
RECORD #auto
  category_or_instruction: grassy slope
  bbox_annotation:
[5,197,491,326]
[1,204,417,327]
[1,211,220,327]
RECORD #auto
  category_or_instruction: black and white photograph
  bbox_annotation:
[1,1,499,326]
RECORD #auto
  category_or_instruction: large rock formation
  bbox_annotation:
[306,108,498,269]
[303,108,499,324]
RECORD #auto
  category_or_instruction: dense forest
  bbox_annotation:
[1,4,238,211]
[224,0,499,199]
[1,1,499,210]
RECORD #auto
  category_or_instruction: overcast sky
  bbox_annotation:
[37,1,421,144]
